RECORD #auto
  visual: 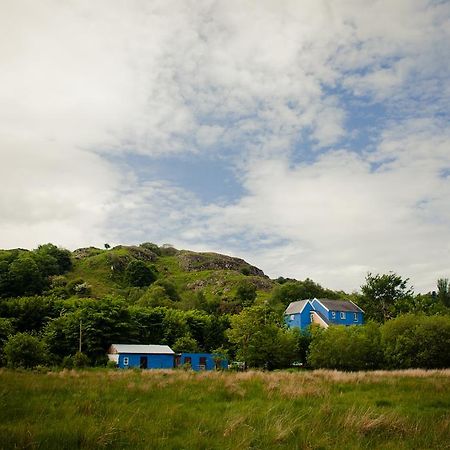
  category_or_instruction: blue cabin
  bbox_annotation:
[108,344,175,369]
[177,353,228,371]
[108,344,228,371]
[285,298,364,330]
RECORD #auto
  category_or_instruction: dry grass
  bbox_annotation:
[1,368,449,449]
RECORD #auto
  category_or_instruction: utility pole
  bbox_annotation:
[79,319,82,353]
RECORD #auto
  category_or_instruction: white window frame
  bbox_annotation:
[123,357,129,366]
[340,312,346,320]
[331,311,336,319]
[354,312,358,321]
[310,312,314,322]
[290,314,295,320]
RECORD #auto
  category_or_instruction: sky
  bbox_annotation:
[0,0,449,293]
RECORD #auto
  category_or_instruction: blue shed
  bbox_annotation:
[108,344,175,369]
[177,353,228,371]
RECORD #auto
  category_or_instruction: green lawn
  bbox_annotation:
[1,369,449,449]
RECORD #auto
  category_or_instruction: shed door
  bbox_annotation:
[140,356,148,369]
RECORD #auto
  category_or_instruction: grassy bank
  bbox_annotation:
[1,369,449,449]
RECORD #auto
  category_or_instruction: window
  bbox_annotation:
[310,313,314,322]
[123,357,129,366]
[354,313,358,321]
[340,312,346,320]
[199,357,207,370]
[290,314,295,320]
[184,356,192,366]
[331,311,336,319]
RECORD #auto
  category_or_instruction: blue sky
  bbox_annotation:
[1,0,449,292]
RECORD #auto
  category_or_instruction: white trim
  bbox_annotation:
[123,357,129,366]
[340,312,346,319]
[311,311,329,328]
[285,300,313,315]
[313,298,330,312]
[353,312,358,322]
[331,311,336,319]
[349,300,365,313]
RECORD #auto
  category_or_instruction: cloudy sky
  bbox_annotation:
[1,0,449,292]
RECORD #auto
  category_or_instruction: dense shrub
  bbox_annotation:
[307,322,384,371]
[381,314,450,369]
[125,261,157,287]
[4,332,47,368]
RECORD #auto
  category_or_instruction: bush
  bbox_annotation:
[308,323,384,371]
[4,332,47,369]
[73,351,90,368]
[172,335,199,353]
[125,260,157,287]
[381,314,450,369]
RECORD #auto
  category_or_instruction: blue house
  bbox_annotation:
[285,298,364,330]
[108,344,175,369]
[108,344,228,371]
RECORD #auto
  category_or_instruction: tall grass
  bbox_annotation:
[0,369,449,449]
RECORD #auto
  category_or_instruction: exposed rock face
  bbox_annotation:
[111,245,158,262]
[177,251,266,277]
[73,247,103,259]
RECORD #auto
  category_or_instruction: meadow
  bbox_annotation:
[0,369,449,449]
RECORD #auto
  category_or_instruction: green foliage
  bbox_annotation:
[234,280,257,308]
[172,335,199,353]
[360,272,414,322]
[66,278,92,297]
[139,242,162,256]
[308,322,384,371]
[4,332,47,368]
[125,260,157,287]
[72,351,90,368]
[43,297,132,362]
[437,278,450,307]
[227,305,297,369]
[0,296,61,333]
[271,278,340,310]
[0,317,14,365]
[381,314,450,369]
[0,245,72,297]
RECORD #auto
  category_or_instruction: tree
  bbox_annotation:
[270,278,340,310]
[4,332,47,368]
[104,243,111,250]
[360,272,414,322]
[125,260,156,287]
[227,305,297,369]
[234,280,257,308]
[307,322,384,370]
[437,278,450,307]
[172,335,199,353]
[381,314,450,369]
[34,243,72,274]
[8,254,45,296]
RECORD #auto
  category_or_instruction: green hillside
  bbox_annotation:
[63,243,274,310]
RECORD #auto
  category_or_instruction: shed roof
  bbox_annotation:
[109,344,175,355]
[285,300,311,315]
[315,299,364,313]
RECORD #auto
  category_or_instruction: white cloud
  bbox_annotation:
[0,0,449,291]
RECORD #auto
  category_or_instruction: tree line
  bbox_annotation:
[0,243,449,370]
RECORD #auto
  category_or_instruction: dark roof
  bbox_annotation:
[285,300,310,315]
[316,299,364,313]
[313,310,330,325]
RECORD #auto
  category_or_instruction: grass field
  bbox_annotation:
[1,369,449,449]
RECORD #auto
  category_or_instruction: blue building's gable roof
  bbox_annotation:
[313,299,364,313]
[284,298,364,330]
